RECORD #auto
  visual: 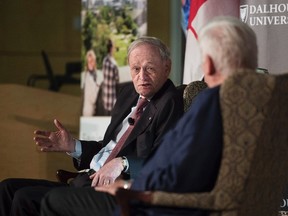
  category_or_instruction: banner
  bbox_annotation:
[241,2,288,213]
[182,0,240,84]
[240,0,288,75]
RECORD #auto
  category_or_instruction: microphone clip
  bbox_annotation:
[128,117,135,125]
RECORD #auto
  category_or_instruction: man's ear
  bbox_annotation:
[203,55,216,77]
[164,59,172,76]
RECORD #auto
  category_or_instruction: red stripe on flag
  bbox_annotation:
[188,0,207,38]
[183,0,240,84]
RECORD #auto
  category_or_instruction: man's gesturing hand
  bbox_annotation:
[34,119,76,153]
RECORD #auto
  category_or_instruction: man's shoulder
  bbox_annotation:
[196,85,220,101]
[148,80,184,116]
[102,55,111,65]
[152,79,178,101]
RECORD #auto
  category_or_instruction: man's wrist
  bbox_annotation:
[121,156,129,172]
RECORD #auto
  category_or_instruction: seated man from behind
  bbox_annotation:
[0,36,184,216]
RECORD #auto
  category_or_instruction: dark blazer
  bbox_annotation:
[74,79,184,178]
[130,86,223,216]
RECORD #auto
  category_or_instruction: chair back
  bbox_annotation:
[183,80,207,112]
[212,69,288,215]
[41,50,58,91]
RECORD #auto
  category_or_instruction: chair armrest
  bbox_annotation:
[115,188,153,216]
[115,189,238,215]
[56,169,79,184]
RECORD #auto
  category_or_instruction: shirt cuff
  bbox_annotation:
[66,139,82,159]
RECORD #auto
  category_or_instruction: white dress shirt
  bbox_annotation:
[69,97,148,172]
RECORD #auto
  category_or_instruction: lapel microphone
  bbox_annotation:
[128,117,135,125]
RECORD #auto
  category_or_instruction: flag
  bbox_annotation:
[181,0,191,34]
[182,0,240,84]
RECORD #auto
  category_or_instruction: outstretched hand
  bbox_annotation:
[34,119,75,153]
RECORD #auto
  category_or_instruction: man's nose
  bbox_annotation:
[139,69,148,81]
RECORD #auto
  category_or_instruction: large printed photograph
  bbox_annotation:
[80,0,147,117]
[82,0,147,68]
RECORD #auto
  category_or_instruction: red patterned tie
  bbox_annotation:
[104,98,149,164]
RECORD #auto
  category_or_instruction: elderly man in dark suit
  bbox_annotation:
[0,37,184,216]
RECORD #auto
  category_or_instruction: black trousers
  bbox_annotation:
[41,186,116,216]
[0,178,66,216]
[0,173,117,216]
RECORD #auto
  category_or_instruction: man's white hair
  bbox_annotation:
[198,16,258,75]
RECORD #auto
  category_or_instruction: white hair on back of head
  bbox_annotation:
[198,16,258,76]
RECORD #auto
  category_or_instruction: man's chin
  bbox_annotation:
[138,90,154,98]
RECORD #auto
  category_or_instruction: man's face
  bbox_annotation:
[129,44,170,98]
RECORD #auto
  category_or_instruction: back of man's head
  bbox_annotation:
[199,16,258,76]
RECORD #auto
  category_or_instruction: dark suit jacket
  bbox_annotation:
[130,86,223,216]
[74,79,184,178]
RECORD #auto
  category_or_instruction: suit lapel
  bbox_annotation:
[122,101,156,149]
[103,88,138,144]
[120,79,173,150]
